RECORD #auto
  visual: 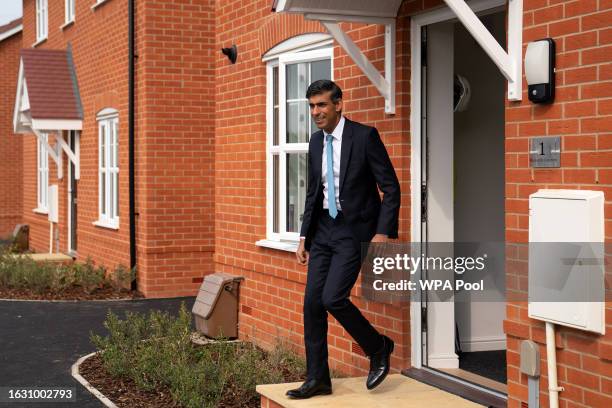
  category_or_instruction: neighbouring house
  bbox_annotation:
[0,18,23,238]
[10,0,215,297]
[2,0,611,407]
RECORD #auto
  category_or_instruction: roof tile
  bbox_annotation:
[21,48,83,121]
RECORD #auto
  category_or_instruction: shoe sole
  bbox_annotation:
[367,340,394,390]
[286,389,332,399]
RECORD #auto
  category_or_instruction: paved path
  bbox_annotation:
[0,296,196,407]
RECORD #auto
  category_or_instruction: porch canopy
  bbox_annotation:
[13,48,82,179]
[273,0,523,112]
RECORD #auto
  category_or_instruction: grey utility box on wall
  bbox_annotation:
[192,273,244,339]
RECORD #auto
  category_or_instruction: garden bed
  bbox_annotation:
[80,303,312,408]
[0,286,143,300]
[80,352,180,407]
[0,250,141,300]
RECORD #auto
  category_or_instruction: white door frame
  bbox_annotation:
[409,0,506,369]
[67,130,79,255]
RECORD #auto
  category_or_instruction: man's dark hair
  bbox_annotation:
[306,80,342,103]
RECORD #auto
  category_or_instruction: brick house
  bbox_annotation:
[0,18,23,238]
[10,0,215,298]
[2,0,611,407]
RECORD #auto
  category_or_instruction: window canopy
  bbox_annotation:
[13,48,83,179]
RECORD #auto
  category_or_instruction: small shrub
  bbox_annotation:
[109,264,135,291]
[0,250,135,295]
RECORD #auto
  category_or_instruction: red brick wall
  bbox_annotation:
[21,0,131,268]
[504,0,612,407]
[134,0,216,297]
[215,0,411,376]
[0,29,23,238]
[19,0,215,297]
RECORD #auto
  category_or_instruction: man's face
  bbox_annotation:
[308,91,343,133]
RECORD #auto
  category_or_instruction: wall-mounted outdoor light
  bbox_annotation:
[221,45,237,64]
[525,38,555,104]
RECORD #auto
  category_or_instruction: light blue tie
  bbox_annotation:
[326,134,338,219]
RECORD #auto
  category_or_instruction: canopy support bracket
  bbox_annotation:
[55,131,80,180]
[442,0,522,100]
[32,128,63,180]
[309,15,396,114]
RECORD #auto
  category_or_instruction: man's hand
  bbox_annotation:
[371,234,388,243]
[296,239,309,265]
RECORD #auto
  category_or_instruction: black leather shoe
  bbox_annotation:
[286,378,332,399]
[366,335,394,390]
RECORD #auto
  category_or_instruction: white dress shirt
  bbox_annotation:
[322,116,344,212]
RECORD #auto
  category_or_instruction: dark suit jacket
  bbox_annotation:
[300,118,401,251]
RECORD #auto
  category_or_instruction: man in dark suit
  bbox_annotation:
[286,80,401,399]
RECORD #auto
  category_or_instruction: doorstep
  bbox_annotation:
[257,374,484,408]
[10,253,74,263]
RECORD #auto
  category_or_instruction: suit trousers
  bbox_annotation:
[303,210,384,383]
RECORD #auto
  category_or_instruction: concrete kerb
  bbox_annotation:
[71,352,119,408]
[71,336,243,407]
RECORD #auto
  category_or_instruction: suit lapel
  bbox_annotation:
[339,118,353,195]
[311,130,324,185]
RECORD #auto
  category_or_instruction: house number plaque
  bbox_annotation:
[529,136,560,168]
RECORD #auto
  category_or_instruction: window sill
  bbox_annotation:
[60,20,75,31]
[33,207,48,215]
[32,37,47,48]
[255,239,299,253]
[91,0,111,11]
[93,219,119,230]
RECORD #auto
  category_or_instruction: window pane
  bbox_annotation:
[101,173,106,215]
[309,59,332,135]
[273,154,279,233]
[311,59,331,83]
[286,153,308,233]
[114,121,118,169]
[100,124,106,169]
[273,66,279,146]
[114,172,119,219]
[273,66,279,106]
[109,174,114,219]
[273,106,279,146]
[286,64,297,100]
[109,124,114,168]
[286,62,308,100]
[286,101,308,143]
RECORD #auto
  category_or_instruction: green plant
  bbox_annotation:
[91,302,309,408]
[108,264,135,291]
[0,251,133,295]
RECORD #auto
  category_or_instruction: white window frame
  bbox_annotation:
[65,0,75,25]
[35,0,48,43]
[95,109,119,229]
[261,43,333,247]
[35,133,49,213]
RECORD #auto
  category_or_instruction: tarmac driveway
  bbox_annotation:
[0,296,196,407]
